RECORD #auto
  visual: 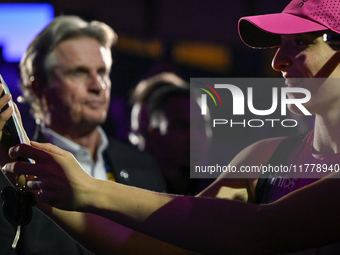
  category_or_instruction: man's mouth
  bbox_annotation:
[82,99,106,108]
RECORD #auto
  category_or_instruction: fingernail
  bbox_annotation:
[9,145,19,156]
[1,165,9,173]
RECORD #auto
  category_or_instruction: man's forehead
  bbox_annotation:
[53,37,111,67]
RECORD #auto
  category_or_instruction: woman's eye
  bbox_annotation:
[295,39,307,45]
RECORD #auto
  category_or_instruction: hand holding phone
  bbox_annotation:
[0,75,36,244]
[0,75,29,146]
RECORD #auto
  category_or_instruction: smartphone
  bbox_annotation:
[0,75,33,163]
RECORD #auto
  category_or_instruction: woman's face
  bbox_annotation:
[272,31,340,115]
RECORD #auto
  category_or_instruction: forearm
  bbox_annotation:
[7,142,340,254]
[82,179,262,254]
[83,177,340,255]
[84,179,173,222]
[39,203,200,255]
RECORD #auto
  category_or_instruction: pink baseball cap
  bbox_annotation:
[238,0,340,48]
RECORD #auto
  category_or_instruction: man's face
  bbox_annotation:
[43,37,111,130]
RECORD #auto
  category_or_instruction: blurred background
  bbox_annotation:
[0,0,314,163]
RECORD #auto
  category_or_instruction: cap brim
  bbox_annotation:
[238,13,329,48]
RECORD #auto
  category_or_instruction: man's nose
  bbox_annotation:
[88,73,107,93]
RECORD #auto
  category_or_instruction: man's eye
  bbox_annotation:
[74,69,86,75]
[97,68,107,76]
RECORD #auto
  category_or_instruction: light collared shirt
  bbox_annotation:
[41,125,109,181]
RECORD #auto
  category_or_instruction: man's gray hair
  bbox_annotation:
[19,15,117,121]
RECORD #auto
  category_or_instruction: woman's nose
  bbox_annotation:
[271,46,292,72]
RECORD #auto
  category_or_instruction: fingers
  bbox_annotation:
[0,94,13,131]
[0,82,12,112]
[14,103,30,144]
[7,141,66,165]
[13,103,21,122]
[3,142,69,179]
[0,105,13,129]
[2,161,46,177]
[0,83,14,140]
[8,143,53,162]
[1,162,36,188]
[30,141,67,156]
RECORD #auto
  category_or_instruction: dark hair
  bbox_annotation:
[148,86,190,117]
[131,72,188,105]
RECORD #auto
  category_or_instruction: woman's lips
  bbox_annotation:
[284,77,302,87]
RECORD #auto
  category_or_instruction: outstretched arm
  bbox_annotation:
[0,83,201,255]
[39,204,200,255]
[4,141,340,254]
